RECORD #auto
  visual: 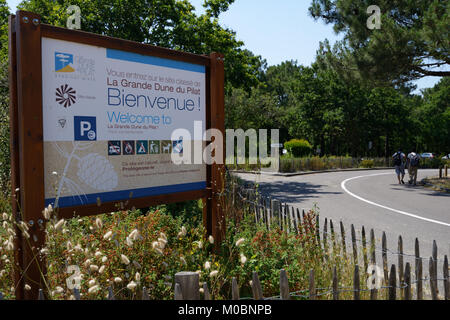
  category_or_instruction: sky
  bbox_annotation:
[6,0,441,93]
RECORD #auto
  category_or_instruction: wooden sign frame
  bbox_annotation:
[9,11,225,299]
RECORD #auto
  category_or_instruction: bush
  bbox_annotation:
[360,159,374,168]
[284,139,312,157]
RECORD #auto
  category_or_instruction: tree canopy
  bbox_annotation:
[18,0,264,90]
[309,0,450,85]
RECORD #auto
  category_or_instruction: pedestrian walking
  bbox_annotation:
[392,150,406,184]
[407,151,420,185]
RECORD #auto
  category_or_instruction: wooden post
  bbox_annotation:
[404,263,411,300]
[340,221,347,256]
[351,224,357,264]
[8,14,25,301]
[361,226,368,271]
[429,257,438,300]
[231,277,240,300]
[353,265,360,300]
[382,232,388,285]
[251,272,263,300]
[175,272,200,300]
[370,229,376,265]
[323,218,328,253]
[204,52,225,251]
[332,266,339,300]
[14,10,47,300]
[388,264,396,300]
[142,287,150,300]
[203,283,211,300]
[398,235,404,299]
[309,269,316,300]
[293,207,299,234]
[432,240,438,286]
[415,238,423,300]
[174,283,183,300]
[330,219,336,248]
[107,286,114,300]
[315,214,320,245]
[439,166,442,179]
[444,255,449,300]
[279,269,290,300]
[445,165,448,177]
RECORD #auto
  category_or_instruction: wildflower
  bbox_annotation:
[114,277,122,283]
[2,212,8,220]
[160,232,167,241]
[6,241,14,251]
[95,218,103,229]
[204,261,211,270]
[55,286,64,294]
[199,288,204,294]
[126,237,133,247]
[19,221,29,231]
[158,238,167,249]
[67,241,73,251]
[90,265,99,272]
[101,256,107,263]
[88,285,99,294]
[40,248,49,255]
[74,244,83,252]
[240,254,247,264]
[84,259,91,268]
[24,284,31,291]
[208,235,214,244]
[235,238,245,247]
[127,281,137,290]
[54,219,65,231]
[103,231,113,240]
[196,240,203,249]
[22,230,30,239]
[95,251,102,258]
[121,254,130,265]
[152,241,160,249]
[88,279,96,287]
[178,226,187,237]
[209,270,219,277]
[99,265,105,274]
[135,272,141,282]
[180,256,187,265]
[42,208,50,220]
[129,229,139,241]
[15,188,19,192]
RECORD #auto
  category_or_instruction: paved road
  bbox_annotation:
[235,169,449,264]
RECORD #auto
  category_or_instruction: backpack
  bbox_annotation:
[410,154,420,167]
[393,152,402,166]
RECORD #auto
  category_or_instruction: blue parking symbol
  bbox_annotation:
[74,116,97,141]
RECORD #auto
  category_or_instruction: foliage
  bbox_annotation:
[18,0,265,90]
[284,139,312,157]
[309,0,450,85]
[359,159,374,168]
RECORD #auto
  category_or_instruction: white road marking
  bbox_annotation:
[341,173,450,227]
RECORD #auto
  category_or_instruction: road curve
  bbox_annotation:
[235,169,449,260]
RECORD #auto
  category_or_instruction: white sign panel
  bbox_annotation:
[41,38,207,208]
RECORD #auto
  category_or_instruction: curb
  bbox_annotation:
[231,167,393,177]
[421,178,450,193]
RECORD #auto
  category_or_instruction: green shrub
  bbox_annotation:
[284,139,312,157]
[360,159,374,168]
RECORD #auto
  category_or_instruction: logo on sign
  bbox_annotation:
[108,141,121,156]
[56,84,76,108]
[137,141,148,155]
[173,140,183,154]
[123,141,135,155]
[74,116,96,141]
[58,118,67,128]
[55,52,75,72]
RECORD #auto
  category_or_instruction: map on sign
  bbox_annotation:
[41,38,207,208]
